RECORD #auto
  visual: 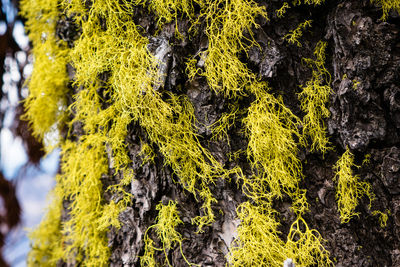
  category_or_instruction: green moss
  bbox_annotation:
[333,148,375,223]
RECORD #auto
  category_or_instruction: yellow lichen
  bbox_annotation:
[333,148,375,223]
[210,104,239,146]
[27,186,64,266]
[371,0,400,20]
[243,90,303,202]
[276,2,290,18]
[371,210,390,228]
[228,202,332,267]
[141,201,194,267]
[20,0,69,142]
[139,141,156,165]
[299,41,332,154]
[187,0,268,98]
[135,0,194,29]
[283,20,313,47]
[22,0,393,266]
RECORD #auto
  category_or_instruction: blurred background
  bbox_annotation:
[0,0,59,266]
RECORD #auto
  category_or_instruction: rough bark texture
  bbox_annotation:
[57,1,400,266]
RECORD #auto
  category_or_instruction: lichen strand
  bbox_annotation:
[20,0,69,141]
[228,202,332,267]
[27,186,64,266]
[371,0,400,20]
[135,0,194,28]
[333,148,375,224]
[299,41,332,154]
[141,201,193,267]
[186,0,268,98]
[283,20,313,47]
[243,91,303,202]
[57,139,112,265]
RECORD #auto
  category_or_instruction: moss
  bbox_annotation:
[333,148,375,223]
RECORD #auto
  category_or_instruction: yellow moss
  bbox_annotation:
[299,41,332,154]
[141,201,194,266]
[283,20,313,47]
[333,148,375,224]
[20,0,69,141]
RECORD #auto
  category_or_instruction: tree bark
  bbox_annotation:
[34,0,400,266]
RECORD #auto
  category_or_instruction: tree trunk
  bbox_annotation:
[23,0,400,266]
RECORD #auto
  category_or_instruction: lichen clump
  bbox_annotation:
[333,148,374,223]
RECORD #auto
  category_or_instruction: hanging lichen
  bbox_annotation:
[228,202,332,267]
[141,201,193,266]
[333,148,374,223]
[299,41,332,154]
[283,20,313,47]
[20,0,69,143]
